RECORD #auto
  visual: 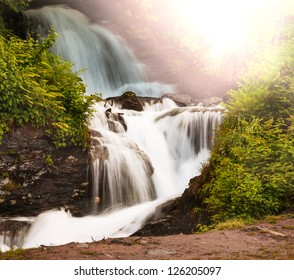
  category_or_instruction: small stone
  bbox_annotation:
[0,178,10,187]
[139,240,148,245]
[76,243,89,248]
[0,190,6,196]
[148,249,177,255]
[10,200,16,205]
[68,156,77,162]
[80,182,89,188]
[110,239,133,246]
[0,199,5,204]
[103,253,114,258]
[94,197,100,204]
[8,165,17,172]
[27,193,32,198]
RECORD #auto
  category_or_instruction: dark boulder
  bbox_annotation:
[133,174,211,236]
[119,91,144,111]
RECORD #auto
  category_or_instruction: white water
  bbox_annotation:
[22,201,165,249]
[24,5,174,97]
[0,6,223,252]
[16,103,221,250]
[0,101,222,251]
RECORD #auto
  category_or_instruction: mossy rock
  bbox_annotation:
[119,91,144,111]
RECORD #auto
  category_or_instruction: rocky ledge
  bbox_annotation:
[0,125,92,217]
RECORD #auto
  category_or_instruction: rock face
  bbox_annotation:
[134,175,210,236]
[0,125,92,217]
[162,93,192,106]
[133,188,198,236]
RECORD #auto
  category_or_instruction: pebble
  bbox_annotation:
[76,243,89,248]
[10,200,16,205]
[139,240,148,245]
[148,249,177,255]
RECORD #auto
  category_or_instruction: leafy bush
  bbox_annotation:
[0,31,94,148]
[199,22,294,222]
[202,117,294,221]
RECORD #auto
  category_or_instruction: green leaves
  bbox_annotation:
[200,21,294,222]
[0,32,93,148]
[203,117,294,222]
[0,0,31,12]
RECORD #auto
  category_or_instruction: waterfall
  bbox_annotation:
[90,104,156,212]
[24,5,174,97]
[0,101,223,251]
[0,5,223,251]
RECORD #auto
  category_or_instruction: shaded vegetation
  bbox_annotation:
[0,0,31,12]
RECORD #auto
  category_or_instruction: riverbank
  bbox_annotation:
[1,214,293,260]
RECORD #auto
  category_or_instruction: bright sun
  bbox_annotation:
[170,0,284,56]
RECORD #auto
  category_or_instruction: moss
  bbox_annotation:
[43,154,53,166]
[1,179,19,191]
[215,218,256,230]
[0,248,26,260]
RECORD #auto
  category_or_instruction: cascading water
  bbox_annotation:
[0,6,223,252]
[90,105,157,212]
[0,101,222,251]
[24,5,174,97]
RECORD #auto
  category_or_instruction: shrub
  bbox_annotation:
[199,22,294,222]
[202,117,294,221]
[0,31,94,148]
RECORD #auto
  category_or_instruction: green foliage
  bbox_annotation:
[0,248,26,260]
[43,154,53,166]
[0,0,31,12]
[202,117,294,221]
[200,22,294,223]
[214,218,256,231]
[0,0,32,33]
[0,31,94,148]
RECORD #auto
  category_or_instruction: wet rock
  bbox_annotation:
[134,184,209,236]
[0,125,92,217]
[199,96,222,107]
[162,93,192,106]
[119,91,144,111]
[107,91,144,111]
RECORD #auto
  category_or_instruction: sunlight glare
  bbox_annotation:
[170,0,279,56]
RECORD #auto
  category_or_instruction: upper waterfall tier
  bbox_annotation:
[24,5,174,97]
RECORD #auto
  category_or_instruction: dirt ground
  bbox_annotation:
[1,215,293,260]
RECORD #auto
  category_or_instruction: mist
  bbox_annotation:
[28,0,287,100]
